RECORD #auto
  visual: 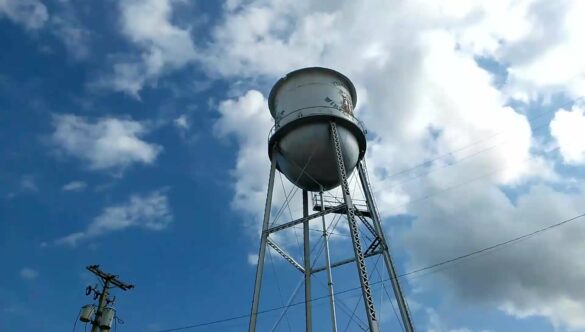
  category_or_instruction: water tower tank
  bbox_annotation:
[268,67,366,191]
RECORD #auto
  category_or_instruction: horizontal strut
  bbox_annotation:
[311,250,383,274]
[266,204,346,234]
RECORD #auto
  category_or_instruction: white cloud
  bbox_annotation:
[550,104,585,164]
[206,0,585,329]
[214,90,273,219]
[247,253,258,266]
[97,0,198,97]
[174,115,189,129]
[55,190,172,246]
[62,181,87,192]
[404,183,585,330]
[0,0,48,30]
[52,114,162,171]
[213,90,308,245]
[498,1,585,100]
[19,268,38,280]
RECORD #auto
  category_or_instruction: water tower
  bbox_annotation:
[249,67,415,332]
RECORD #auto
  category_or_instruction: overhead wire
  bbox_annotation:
[343,254,382,332]
[382,96,584,182]
[266,153,360,330]
[305,201,371,330]
[279,172,304,263]
[360,159,416,324]
[373,256,405,332]
[181,99,583,332]
[154,210,585,332]
[72,310,81,332]
[267,246,293,332]
[264,152,386,331]
[408,147,561,205]
[300,164,373,330]
[269,144,319,227]
[387,113,558,192]
[266,154,349,331]
[400,211,585,279]
[270,210,345,330]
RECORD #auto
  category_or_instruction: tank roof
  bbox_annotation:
[268,67,358,118]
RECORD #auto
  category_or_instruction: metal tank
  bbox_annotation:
[268,67,366,191]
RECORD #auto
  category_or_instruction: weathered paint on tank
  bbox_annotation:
[268,67,366,191]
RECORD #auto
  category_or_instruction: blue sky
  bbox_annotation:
[2,0,585,331]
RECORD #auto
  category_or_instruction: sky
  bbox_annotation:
[1,0,585,331]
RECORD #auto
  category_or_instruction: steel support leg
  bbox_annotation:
[303,190,312,332]
[249,152,278,332]
[330,121,379,332]
[357,162,415,332]
[320,190,338,332]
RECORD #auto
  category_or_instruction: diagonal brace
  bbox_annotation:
[267,238,305,274]
[355,212,377,238]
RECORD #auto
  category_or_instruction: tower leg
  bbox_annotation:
[249,152,278,332]
[357,162,415,332]
[320,190,338,332]
[330,121,380,332]
[303,190,312,332]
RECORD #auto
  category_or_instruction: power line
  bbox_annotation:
[398,211,585,279]
[269,209,345,331]
[343,255,382,332]
[267,246,293,332]
[409,147,560,204]
[154,211,585,332]
[382,96,583,182]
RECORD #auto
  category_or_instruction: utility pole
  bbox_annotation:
[83,265,134,332]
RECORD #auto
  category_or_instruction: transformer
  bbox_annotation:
[98,307,116,330]
[79,305,95,323]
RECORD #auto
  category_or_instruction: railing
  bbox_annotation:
[312,193,369,213]
[267,108,367,143]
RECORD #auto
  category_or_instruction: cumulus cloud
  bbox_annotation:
[51,114,162,171]
[19,267,38,280]
[96,0,197,97]
[55,190,172,246]
[79,0,580,327]
[62,181,87,192]
[404,183,585,330]
[0,0,48,30]
[209,0,540,217]
[550,104,585,165]
[214,90,273,218]
[206,0,585,329]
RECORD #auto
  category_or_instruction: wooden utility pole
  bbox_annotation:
[85,265,134,332]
